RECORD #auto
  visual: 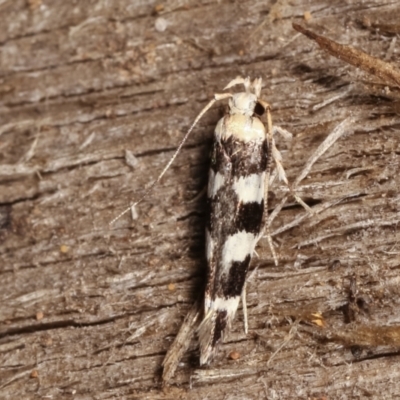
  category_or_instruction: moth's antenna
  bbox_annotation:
[110,92,233,226]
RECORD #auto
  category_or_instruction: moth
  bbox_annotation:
[197,76,293,365]
[195,77,269,365]
[112,76,306,366]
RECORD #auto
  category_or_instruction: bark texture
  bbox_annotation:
[1,1,400,399]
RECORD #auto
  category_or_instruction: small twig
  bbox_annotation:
[162,299,201,385]
[293,23,400,88]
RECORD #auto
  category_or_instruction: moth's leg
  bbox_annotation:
[258,100,279,266]
[258,99,310,265]
[269,126,311,213]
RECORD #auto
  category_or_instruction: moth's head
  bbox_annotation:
[224,76,264,116]
[229,92,258,116]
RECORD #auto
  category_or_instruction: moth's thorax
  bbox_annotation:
[215,113,266,143]
[229,92,258,116]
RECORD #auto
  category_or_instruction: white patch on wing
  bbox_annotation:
[208,170,225,198]
[232,173,265,204]
[214,118,224,142]
[205,229,213,262]
[207,169,215,196]
[213,296,240,320]
[222,231,257,272]
[204,297,212,314]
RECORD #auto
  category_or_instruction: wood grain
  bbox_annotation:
[1,0,400,398]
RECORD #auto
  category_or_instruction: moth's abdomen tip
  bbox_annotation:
[198,306,234,366]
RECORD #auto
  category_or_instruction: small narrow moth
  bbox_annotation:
[112,76,305,366]
[195,77,308,365]
[198,77,272,365]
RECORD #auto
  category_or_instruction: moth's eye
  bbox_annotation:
[254,102,265,116]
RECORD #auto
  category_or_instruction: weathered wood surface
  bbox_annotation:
[1,1,400,398]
